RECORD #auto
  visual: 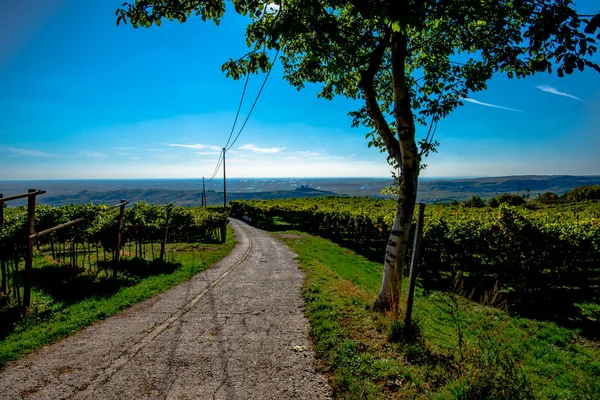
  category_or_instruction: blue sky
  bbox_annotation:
[1,1,599,180]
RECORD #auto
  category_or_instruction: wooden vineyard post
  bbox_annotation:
[0,193,6,294]
[403,203,425,335]
[160,205,172,262]
[220,221,227,243]
[114,199,126,280]
[24,189,37,308]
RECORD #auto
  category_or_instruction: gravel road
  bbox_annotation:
[0,219,331,399]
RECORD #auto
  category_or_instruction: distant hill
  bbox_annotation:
[37,187,340,207]
[417,175,600,203]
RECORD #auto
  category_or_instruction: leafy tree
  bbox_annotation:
[537,191,559,203]
[116,0,600,309]
[562,185,600,202]
[464,195,486,208]
[494,193,527,206]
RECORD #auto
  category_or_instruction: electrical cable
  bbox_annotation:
[226,49,280,151]
[208,152,223,182]
[224,73,251,150]
[204,49,280,183]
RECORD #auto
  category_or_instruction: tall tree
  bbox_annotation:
[117,0,600,309]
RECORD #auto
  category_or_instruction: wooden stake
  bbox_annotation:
[403,203,426,334]
[24,189,37,308]
[114,199,126,279]
[160,205,172,262]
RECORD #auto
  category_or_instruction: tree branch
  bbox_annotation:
[359,28,401,164]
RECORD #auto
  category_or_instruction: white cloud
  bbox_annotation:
[294,150,320,157]
[196,151,221,156]
[0,146,57,157]
[167,143,221,150]
[239,144,285,153]
[535,85,583,101]
[461,98,523,112]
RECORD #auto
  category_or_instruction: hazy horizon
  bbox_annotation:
[4,173,600,183]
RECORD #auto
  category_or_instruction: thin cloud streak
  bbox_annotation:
[0,146,58,157]
[536,85,583,101]
[78,151,109,159]
[167,143,221,150]
[239,144,286,153]
[461,98,523,112]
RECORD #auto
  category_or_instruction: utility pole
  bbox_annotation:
[223,148,227,210]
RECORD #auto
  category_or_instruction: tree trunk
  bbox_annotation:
[372,31,420,310]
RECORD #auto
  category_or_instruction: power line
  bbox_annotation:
[208,151,223,182]
[224,73,250,150]
[226,49,280,151]
[204,49,280,189]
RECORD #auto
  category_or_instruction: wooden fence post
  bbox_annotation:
[24,189,37,308]
[403,203,426,334]
[114,199,126,280]
[0,193,6,294]
[160,205,172,262]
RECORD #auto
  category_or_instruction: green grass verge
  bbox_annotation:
[0,226,235,368]
[274,230,600,399]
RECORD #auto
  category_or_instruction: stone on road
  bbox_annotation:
[0,220,331,399]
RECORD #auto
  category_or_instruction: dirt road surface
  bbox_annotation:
[0,220,331,399]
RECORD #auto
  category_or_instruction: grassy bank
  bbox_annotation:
[274,231,600,399]
[0,226,235,368]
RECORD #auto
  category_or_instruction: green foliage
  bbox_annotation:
[0,202,228,265]
[562,185,600,202]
